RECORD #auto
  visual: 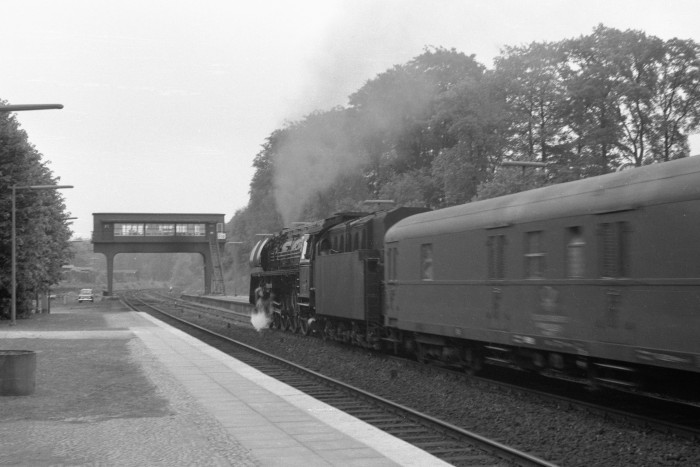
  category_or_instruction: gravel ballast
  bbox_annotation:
[203,315,700,467]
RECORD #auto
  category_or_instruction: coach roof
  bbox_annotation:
[386,156,700,242]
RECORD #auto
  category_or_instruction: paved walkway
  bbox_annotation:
[0,301,450,466]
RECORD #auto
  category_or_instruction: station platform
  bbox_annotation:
[0,301,450,466]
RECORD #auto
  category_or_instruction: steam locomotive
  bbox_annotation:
[250,156,700,388]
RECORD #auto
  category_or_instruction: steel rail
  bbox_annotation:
[143,291,700,441]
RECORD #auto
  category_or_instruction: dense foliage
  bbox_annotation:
[0,106,73,318]
[228,26,700,280]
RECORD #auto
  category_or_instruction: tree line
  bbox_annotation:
[0,105,73,318]
[226,25,700,287]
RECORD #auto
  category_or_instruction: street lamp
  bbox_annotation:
[11,184,73,325]
[0,104,63,112]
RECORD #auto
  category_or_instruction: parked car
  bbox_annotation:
[78,288,94,303]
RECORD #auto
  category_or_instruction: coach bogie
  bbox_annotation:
[462,346,484,375]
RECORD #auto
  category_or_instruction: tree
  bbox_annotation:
[562,26,696,170]
[232,29,700,266]
[0,107,73,318]
[430,71,508,206]
[494,41,570,166]
[651,38,700,161]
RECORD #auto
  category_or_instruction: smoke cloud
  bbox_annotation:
[250,309,271,331]
[272,2,424,226]
[273,116,365,225]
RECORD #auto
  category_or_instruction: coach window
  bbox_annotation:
[487,234,506,279]
[567,227,585,278]
[525,231,545,278]
[599,222,629,278]
[420,244,434,280]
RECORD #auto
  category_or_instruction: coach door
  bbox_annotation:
[486,232,509,331]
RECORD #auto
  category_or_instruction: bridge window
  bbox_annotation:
[114,223,144,236]
[145,224,175,236]
[175,224,206,236]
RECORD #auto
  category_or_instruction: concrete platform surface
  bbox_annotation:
[0,302,450,466]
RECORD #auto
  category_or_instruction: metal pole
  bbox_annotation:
[10,185,73,325]
[11,186,17,326]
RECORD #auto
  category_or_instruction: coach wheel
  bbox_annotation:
[415,342,429,364]
[322,320,334,341]
[464,348,483,376]
[337,322,350,343]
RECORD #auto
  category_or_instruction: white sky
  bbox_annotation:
[3,0,700,238]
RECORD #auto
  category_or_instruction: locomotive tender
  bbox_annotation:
[251,156,700,388]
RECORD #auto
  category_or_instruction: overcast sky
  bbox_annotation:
[3,0,700,238]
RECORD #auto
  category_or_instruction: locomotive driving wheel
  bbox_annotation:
[285,289,300,333]
[269,312,281,330]
[287,314,299,333]
[298,312,312,336]
[281,313,292,331]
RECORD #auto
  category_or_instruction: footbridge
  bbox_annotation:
[92,213,227,296]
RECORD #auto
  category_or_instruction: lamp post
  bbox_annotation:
[11,184,73,325]
[0,104,63,112]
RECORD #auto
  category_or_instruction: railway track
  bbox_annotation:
[130,291,700,442]
[121,290,556,467]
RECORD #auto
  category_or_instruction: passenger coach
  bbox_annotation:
[384,156,700,385]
